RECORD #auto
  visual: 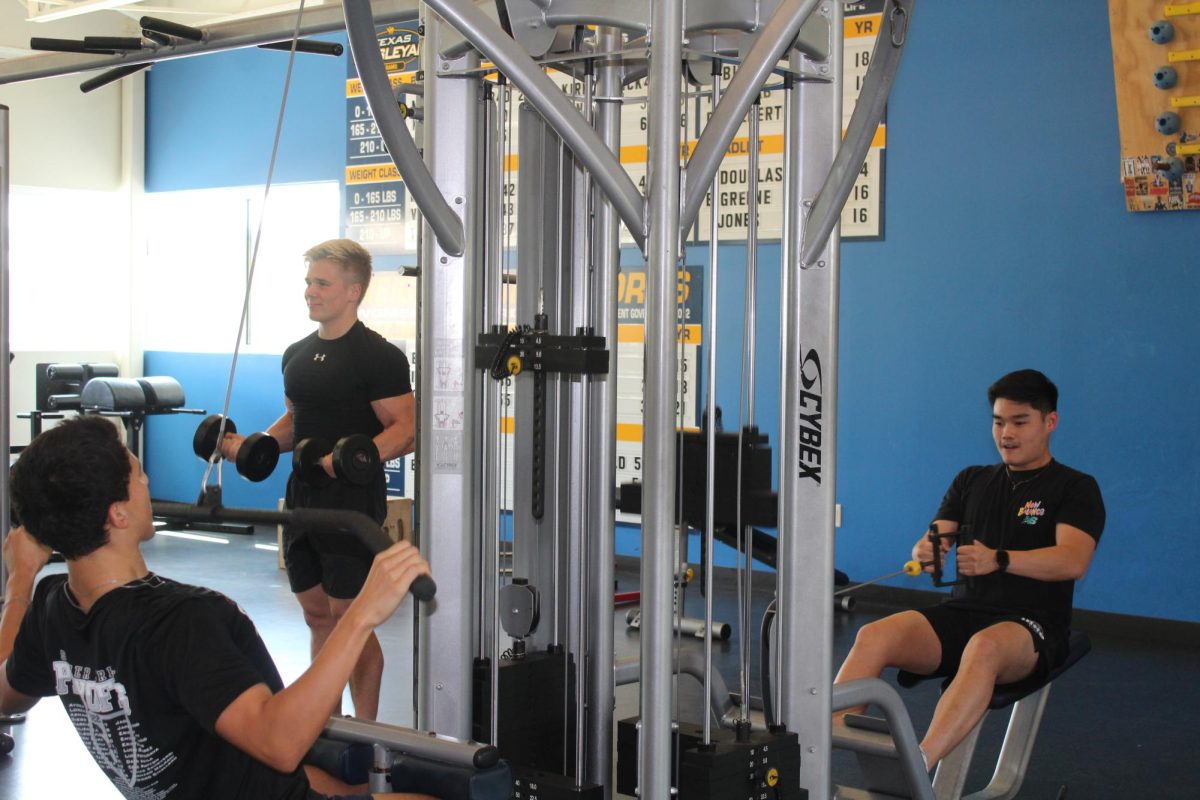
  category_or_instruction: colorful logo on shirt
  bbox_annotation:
[1017,501,1045,525]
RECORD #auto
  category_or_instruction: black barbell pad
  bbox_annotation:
[293,437,335,487]
[236,432,280,482]
[194,415,235,460]
[331,435,379,486]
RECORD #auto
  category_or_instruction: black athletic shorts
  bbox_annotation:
[915,603,1069,690]
[283,470,388,599]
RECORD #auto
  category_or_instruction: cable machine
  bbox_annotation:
[0,1,914,797]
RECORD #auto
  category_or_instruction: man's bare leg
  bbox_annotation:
[834,610,943,720]
[919,622,1037,765]
[295,584,338,659]
[330,595,383,721]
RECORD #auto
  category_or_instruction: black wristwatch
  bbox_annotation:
[996,549,1010,573]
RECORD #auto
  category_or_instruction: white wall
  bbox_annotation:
[139,181,340,354]
[0,4,136,190]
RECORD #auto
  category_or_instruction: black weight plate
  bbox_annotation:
[193,414,235,460]
[332,435,379,486]
[237,432,280,482]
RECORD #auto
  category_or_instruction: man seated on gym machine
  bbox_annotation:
[220,238,414,722]
[0,416,435,800]
[833,369,1105,772]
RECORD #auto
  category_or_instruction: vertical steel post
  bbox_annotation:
[777,3,843,797]
[585,26,622,796]
[418,14,483,739]
[0,104,10,599]
[641,0,684,795]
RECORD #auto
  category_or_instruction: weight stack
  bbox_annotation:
[616,717,806,800]
[512,765,603,800]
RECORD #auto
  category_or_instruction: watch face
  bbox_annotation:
[997,550,1010,570]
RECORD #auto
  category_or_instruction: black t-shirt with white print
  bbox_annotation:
[6,573,311,800]
[934,460,1105,632]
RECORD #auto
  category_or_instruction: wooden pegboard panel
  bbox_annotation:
[1109,1,1200,211]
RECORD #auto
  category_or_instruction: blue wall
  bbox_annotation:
[144,352,290,509]
[145,35,347,191]
[833,6,1197,623]
[144,4,1198,622]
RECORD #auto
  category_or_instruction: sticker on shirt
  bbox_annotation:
[1017,501,1046,526]
[53,652,178,797]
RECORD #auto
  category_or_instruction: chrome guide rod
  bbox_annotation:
[773,73,795,727]
[483,82,504,748]
[585,26,622,796]
[737,95,762,725]
[702,63,722,746]
[640,0,685,793]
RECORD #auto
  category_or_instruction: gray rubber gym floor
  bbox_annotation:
[0,524,1195,798]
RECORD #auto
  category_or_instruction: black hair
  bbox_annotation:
[9,415,131,559]
[987,369,1058,414]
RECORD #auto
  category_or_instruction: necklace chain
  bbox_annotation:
[65,575,145,610]
[1007,462,1051,492]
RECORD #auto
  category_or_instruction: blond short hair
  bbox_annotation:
[304,239,373,297]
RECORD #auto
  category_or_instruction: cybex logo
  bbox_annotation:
[797,348,822,483]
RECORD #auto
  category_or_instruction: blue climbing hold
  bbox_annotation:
[1156,111,1181,136]
[1153,66,1178,90]
[1149,20,1175,45]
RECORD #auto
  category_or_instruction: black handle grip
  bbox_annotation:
[258,39,344,56]
[409,574,437,602]
[139,16,205,41]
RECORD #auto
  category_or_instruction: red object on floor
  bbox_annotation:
[614,591,640,606]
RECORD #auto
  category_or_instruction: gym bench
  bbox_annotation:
[832,631,1091,800]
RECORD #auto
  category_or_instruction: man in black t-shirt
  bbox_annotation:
[0,415,433,799]
[834,369,1105,772]
[221,239,414,721]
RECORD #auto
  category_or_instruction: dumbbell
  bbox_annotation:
[193,414,280,482]
[293,434,380,487]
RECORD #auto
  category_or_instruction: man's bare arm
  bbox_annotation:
[213,541,429,772]
[0,528,50,714]
[957,523,1096,580]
